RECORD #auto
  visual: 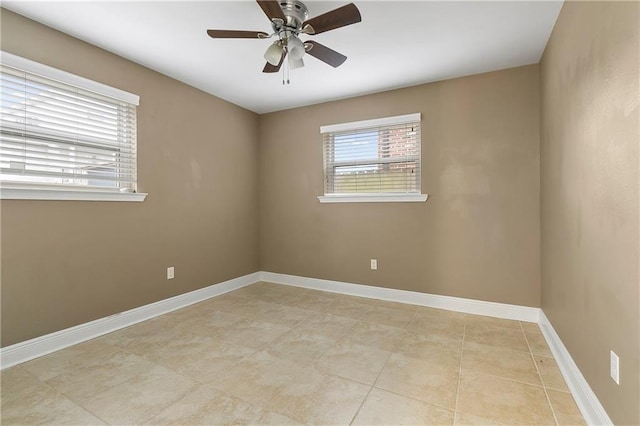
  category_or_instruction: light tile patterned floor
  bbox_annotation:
[1,282,586,425]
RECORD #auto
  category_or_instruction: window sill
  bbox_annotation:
[0,187,148,202]
[317,193,429,203]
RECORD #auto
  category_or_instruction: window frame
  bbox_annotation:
[318,113,428,203]
[0,51,146,202]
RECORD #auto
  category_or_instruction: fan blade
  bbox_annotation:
[257,0,286,21]
[302,3,361,35]
[207,29,268,39]
[305,41,347,67]
[263,51,286,73]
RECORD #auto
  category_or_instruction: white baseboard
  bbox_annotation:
[0,269,614,426]
[0,272,260,370]
[259,271,540,323]
[263,272,610,424]
[1,271,537,370]
[539,311,613,426]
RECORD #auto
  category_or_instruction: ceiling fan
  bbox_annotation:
[206,0,361,74]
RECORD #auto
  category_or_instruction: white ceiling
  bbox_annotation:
[3,1,563,114]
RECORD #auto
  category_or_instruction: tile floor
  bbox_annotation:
[1,282,586,425]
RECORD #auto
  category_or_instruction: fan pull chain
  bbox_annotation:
[282,54,291,85]
[282,51,286,85]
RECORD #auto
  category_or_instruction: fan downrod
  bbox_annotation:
[278,0,308,30]
[270,0,309,37]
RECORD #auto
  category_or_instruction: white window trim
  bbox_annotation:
[0,51,139,105]
[320,113,421,134]
[318,193,428,203]
[320,113,428,203]
[1,52,143,202]
[0,185,147,202]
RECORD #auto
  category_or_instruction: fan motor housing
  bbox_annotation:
[279,0,308,29]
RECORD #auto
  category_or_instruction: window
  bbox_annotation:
[0,52,145,201]
[319,113,428,203]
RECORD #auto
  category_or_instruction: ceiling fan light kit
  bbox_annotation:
[264,41,284,66]
[289,57,304,70]
[207,0,361,80]
[286,35,305,60]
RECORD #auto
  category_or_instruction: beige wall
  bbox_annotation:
[540,2,640,425]
[259,65,541,307]
[0,10,260,346]
[4,5,639,421]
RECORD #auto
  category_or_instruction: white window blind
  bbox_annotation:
[321,113,421,195]
[0,53,139,192]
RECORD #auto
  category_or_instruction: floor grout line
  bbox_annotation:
[85,303,290,422]
[347,305,421,425]
[6,284,582,425]
[456,367,547,389]
[453,320,467,424]
[521,321,561,426]
[17,365,116,426]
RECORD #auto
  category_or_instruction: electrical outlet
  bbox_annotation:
[370,259,377,270]
[610,351,619,384]
[167,266,175,280]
